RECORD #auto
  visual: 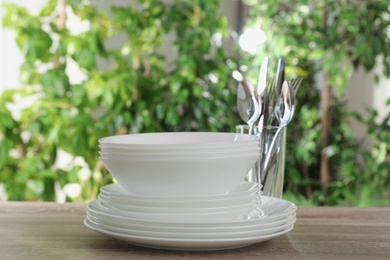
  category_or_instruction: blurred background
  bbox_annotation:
[0,0,389,206]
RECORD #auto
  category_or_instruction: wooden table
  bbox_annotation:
[0,202,389,259]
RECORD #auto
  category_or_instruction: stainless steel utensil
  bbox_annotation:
[236,72,260,135]
[288,77,302,121]
[290,77,303,96]
[257,57,269,102]
[262,77,301,196]
[261,80,295,196]
[274,59,285,96]
[255,57,269,179]
[263,59,285,128]
[275,80,293,126]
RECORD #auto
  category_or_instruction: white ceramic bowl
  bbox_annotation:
[100,153,259,197]
[99,132,258,149]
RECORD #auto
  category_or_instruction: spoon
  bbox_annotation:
[275,80,293,126]
[234,71,260,135]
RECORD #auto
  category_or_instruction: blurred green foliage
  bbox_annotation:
[0,0,240,201]
[243,0,390,206]
[1,0,389,206]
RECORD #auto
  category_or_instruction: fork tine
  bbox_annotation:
[291,77,303,95]
[267,77,275,90]
[295,77,303,88]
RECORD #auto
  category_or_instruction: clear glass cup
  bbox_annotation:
[236,124,286,198]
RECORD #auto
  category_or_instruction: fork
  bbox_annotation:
[290,77,303,96]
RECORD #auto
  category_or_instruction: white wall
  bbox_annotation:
[345,64,390,139]
[373,62,390,120]
[0,0,49,91]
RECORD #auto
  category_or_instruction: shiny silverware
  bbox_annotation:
[235,71,260,135]
[290,77,303,96]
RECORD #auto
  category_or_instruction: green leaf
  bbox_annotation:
[307,49,325,60]
[176,88,189,104]
[41,68,70,98]
[39,0,58,17]
[27,179,45,197]
[67,0,81,13]
[2,3,25,28]
[166,107,179,126]
[67,33,98,70]
[16,28,53,62]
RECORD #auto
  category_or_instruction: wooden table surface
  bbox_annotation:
[0,202,389,259]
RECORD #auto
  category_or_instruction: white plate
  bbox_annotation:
[98,196,259,214]
[87,209,296,233]
[85,215,295,239]
[86,196,296,226]
[92,199,258,222]
[100,181,260,202]
[98,191,261,208]
[84,218,294,251]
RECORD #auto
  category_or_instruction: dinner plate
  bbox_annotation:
[92,199,258,222]
[85,215,295,239]
[98,196,259,214]
[100,181,260,202]
[84,218,294,251]
[86,209,296,233]
[98,191,261,208]
[86,196,296,227]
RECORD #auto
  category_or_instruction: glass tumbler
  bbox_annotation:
[236,124,286,198]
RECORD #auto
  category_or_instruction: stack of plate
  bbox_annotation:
[84,132,296,250]
[85,182,296,250]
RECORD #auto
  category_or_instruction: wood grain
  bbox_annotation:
[0,202,389,259]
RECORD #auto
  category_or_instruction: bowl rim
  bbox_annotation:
[99,152,259,162]
[98,132,259,146]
